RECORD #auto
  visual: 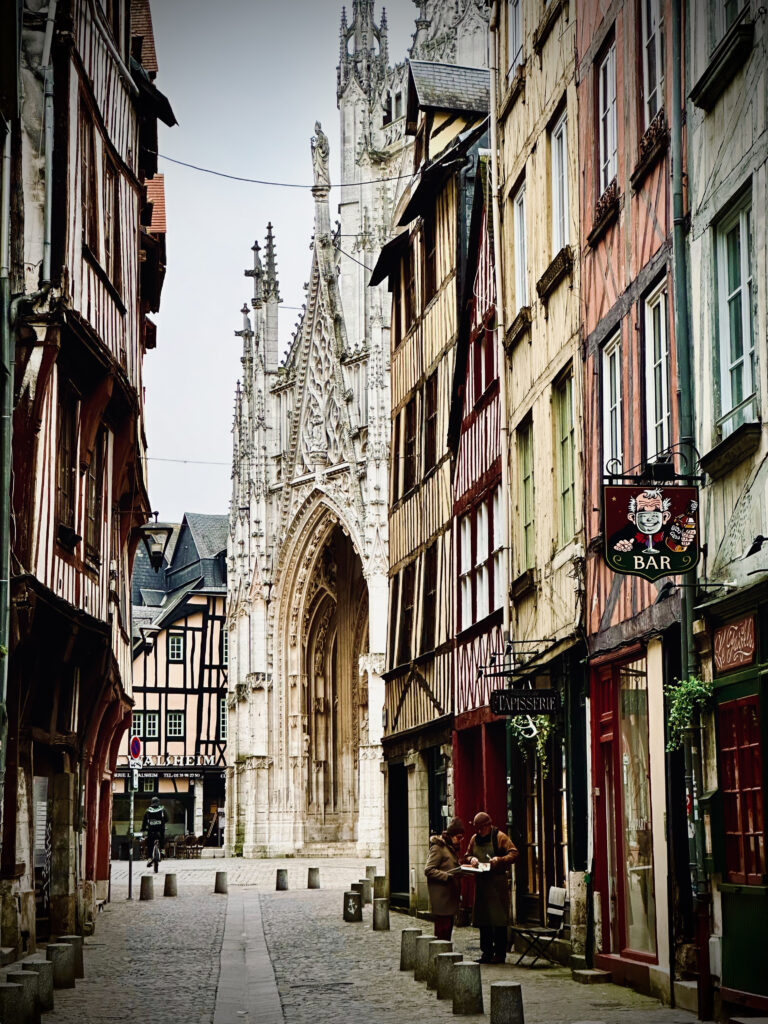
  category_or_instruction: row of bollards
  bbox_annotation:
[136,866,323,902]
[0,933,86,1024]
[399,927,526,1022]
[342,868,388,931]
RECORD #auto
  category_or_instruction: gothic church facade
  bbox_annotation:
[225,1,488,857]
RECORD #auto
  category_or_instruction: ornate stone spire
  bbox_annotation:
[263,223,280,302]
[245,240,263,308]
[337,0,388,101]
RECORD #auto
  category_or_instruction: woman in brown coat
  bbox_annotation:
[464,811,518,963]
[425,817,465,940]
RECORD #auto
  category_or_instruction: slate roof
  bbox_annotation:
[184,513,229,560]
[408,61,490,116]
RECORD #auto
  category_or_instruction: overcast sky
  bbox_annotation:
[145,0,417,523]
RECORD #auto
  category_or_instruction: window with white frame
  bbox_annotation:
[513,182,528,309]
[645,285,671,461]
[717,201,755,438]
[219,697,228,741]
[168,633,184,662]
[641,0,664,128]
[598,40,617,195]
[492,488,505,611]
[507,0,522,76]
[130,713,143,738]
[166,711,184,738]
[603,333,623,472]
[555,373,576,544]
[141,776,155,793]
[551,111,569,253]
[221,628,228,666]
[459,514,473,631]
[475,501,490,621]
[144,711,159,739]
[518,421,534,571]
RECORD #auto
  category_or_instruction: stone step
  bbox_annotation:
[0,948,15,967]
[569,954,587,971]
[673,979,698,1013]
[572,968,613,985]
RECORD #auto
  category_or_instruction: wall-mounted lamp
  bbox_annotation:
[137,512,174,572]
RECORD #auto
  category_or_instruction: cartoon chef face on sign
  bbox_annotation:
[628,490,671,552]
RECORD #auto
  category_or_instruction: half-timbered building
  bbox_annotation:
[686,3,768,1012]
[493,0,589,938]
[1,0,173,949]
[113,514,228,850]
[577,0,690,999]
[370,61,489,912]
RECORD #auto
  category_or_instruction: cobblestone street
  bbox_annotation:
[34,858,699,1024]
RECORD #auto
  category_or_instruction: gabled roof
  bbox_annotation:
[407,61,490,120]
[130,0,158,76]
[183,513,229,560]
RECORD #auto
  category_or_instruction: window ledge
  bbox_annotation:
[587,178,620,248]
[630,109,669,192]
[700,420,762,480]
[690,15,754,112]
[533,0,568,58]
[536,245,573,313]
[511,567,537,600]
[500,60,526,120]
[504,306,532,354]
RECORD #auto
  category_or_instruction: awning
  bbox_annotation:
[369,229,409,287]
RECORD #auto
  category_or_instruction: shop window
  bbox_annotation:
[718,694,765,885]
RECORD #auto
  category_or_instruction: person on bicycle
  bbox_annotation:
[142,797,168,866]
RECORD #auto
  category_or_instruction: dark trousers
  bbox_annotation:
[479,925,507,959]
[433,915,453,941]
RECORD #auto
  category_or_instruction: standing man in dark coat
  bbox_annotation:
[464,811,518,964]
[425,817,465,940]
[142,796,168,865]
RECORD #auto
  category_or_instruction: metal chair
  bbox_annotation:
[508,885,568,966]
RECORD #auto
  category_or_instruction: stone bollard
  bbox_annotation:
[426,939,453,990]
[139,875,154,901]
[358,878,372,905]
[46,942,75,989]
[307,867,320,889]
[372,897,390,931]
[399,927,422,971]
[350,882,364,907]
[58,934,84,979]
[343,890,362,922]
[7,970,40,1024]
[22,959,54,1012]
[0,983,23,1024]
[365,864,377,884]
[413,935,434,982]
[453,961,484,1015]
[214,871,228,894]
[435,952,463,1000]
[275,869,288,891]
[164,873,178,897]
[372,874,387,900]
[490,981,525,1024]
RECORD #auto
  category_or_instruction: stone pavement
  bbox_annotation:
[40,857,698,1024]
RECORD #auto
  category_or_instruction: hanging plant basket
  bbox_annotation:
[509,715,556,778]
[664,675,713,752]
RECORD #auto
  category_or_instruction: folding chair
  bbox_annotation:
[509,885,568,966]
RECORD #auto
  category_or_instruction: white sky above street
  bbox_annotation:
[145,0,417,522]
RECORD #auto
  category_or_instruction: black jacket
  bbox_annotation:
[142,804,168,833]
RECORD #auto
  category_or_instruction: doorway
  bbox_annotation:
[388,761,409,906]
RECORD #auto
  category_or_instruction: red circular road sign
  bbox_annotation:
[130,736,141,759]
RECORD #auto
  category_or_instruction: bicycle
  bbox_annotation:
[146,835,162,872]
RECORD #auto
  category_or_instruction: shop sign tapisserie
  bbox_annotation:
[490,688,560,716]
[603,483,700,582]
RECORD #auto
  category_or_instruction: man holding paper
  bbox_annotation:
[463,811,518,964]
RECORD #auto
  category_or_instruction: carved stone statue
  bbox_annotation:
[311,121,330,189]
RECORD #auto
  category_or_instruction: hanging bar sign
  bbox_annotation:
[603,483,700,582]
